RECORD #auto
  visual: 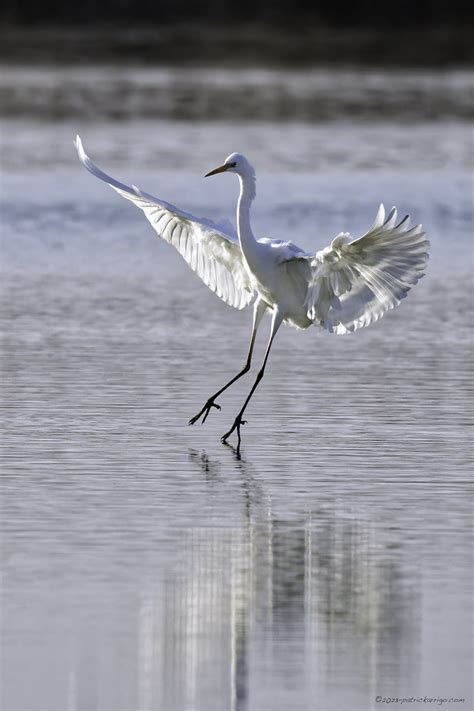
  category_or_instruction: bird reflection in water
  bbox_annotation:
[133,450,422,711]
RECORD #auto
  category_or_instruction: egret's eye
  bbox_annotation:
[227,161,237,168]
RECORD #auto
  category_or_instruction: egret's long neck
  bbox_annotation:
[236,171,257,257]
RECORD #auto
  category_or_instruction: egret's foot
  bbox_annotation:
[188,399,221,426]
[221,414,247,452]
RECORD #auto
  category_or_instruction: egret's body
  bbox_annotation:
[75,138,429,451]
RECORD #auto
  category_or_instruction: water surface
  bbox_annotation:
[1,66,472,711]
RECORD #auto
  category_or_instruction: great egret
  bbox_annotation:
[75,137,429,450]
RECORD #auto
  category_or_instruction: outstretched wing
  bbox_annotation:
[298,204,429,334]
[74,136,254,310]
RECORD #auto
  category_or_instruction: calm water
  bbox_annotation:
[1,66,473,711]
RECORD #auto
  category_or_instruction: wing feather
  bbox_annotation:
[302,204,430,334]
[75,136,254,310]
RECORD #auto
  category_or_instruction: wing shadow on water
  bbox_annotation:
[118,448,422,711]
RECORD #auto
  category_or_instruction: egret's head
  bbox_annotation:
[205,153,254,178]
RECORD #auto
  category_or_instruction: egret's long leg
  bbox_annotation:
[188,299,267,425]
[221,309,284,451]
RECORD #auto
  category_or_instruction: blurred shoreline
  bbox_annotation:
[1,65,472,125]
[0,25,472,66]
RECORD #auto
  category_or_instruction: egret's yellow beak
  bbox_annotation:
[205,163,230,177]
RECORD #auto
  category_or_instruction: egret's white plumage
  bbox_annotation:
[75,137,429,451]
[75,137,253,310]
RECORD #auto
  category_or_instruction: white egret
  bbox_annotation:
[74,137,429,451]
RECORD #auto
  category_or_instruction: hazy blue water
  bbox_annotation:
[1,67,473,711]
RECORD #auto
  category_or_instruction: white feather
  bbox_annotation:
[302,204,430,334]
[74,136,254,310]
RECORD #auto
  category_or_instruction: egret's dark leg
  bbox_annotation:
[189,299,267,425]
[221,310,283,452]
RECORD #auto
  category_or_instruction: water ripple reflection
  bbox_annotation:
[1,96,472,710]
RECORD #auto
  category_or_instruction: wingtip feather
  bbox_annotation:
[74,134,89,166]
[384,206,398,229]
[369,203,385,232]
